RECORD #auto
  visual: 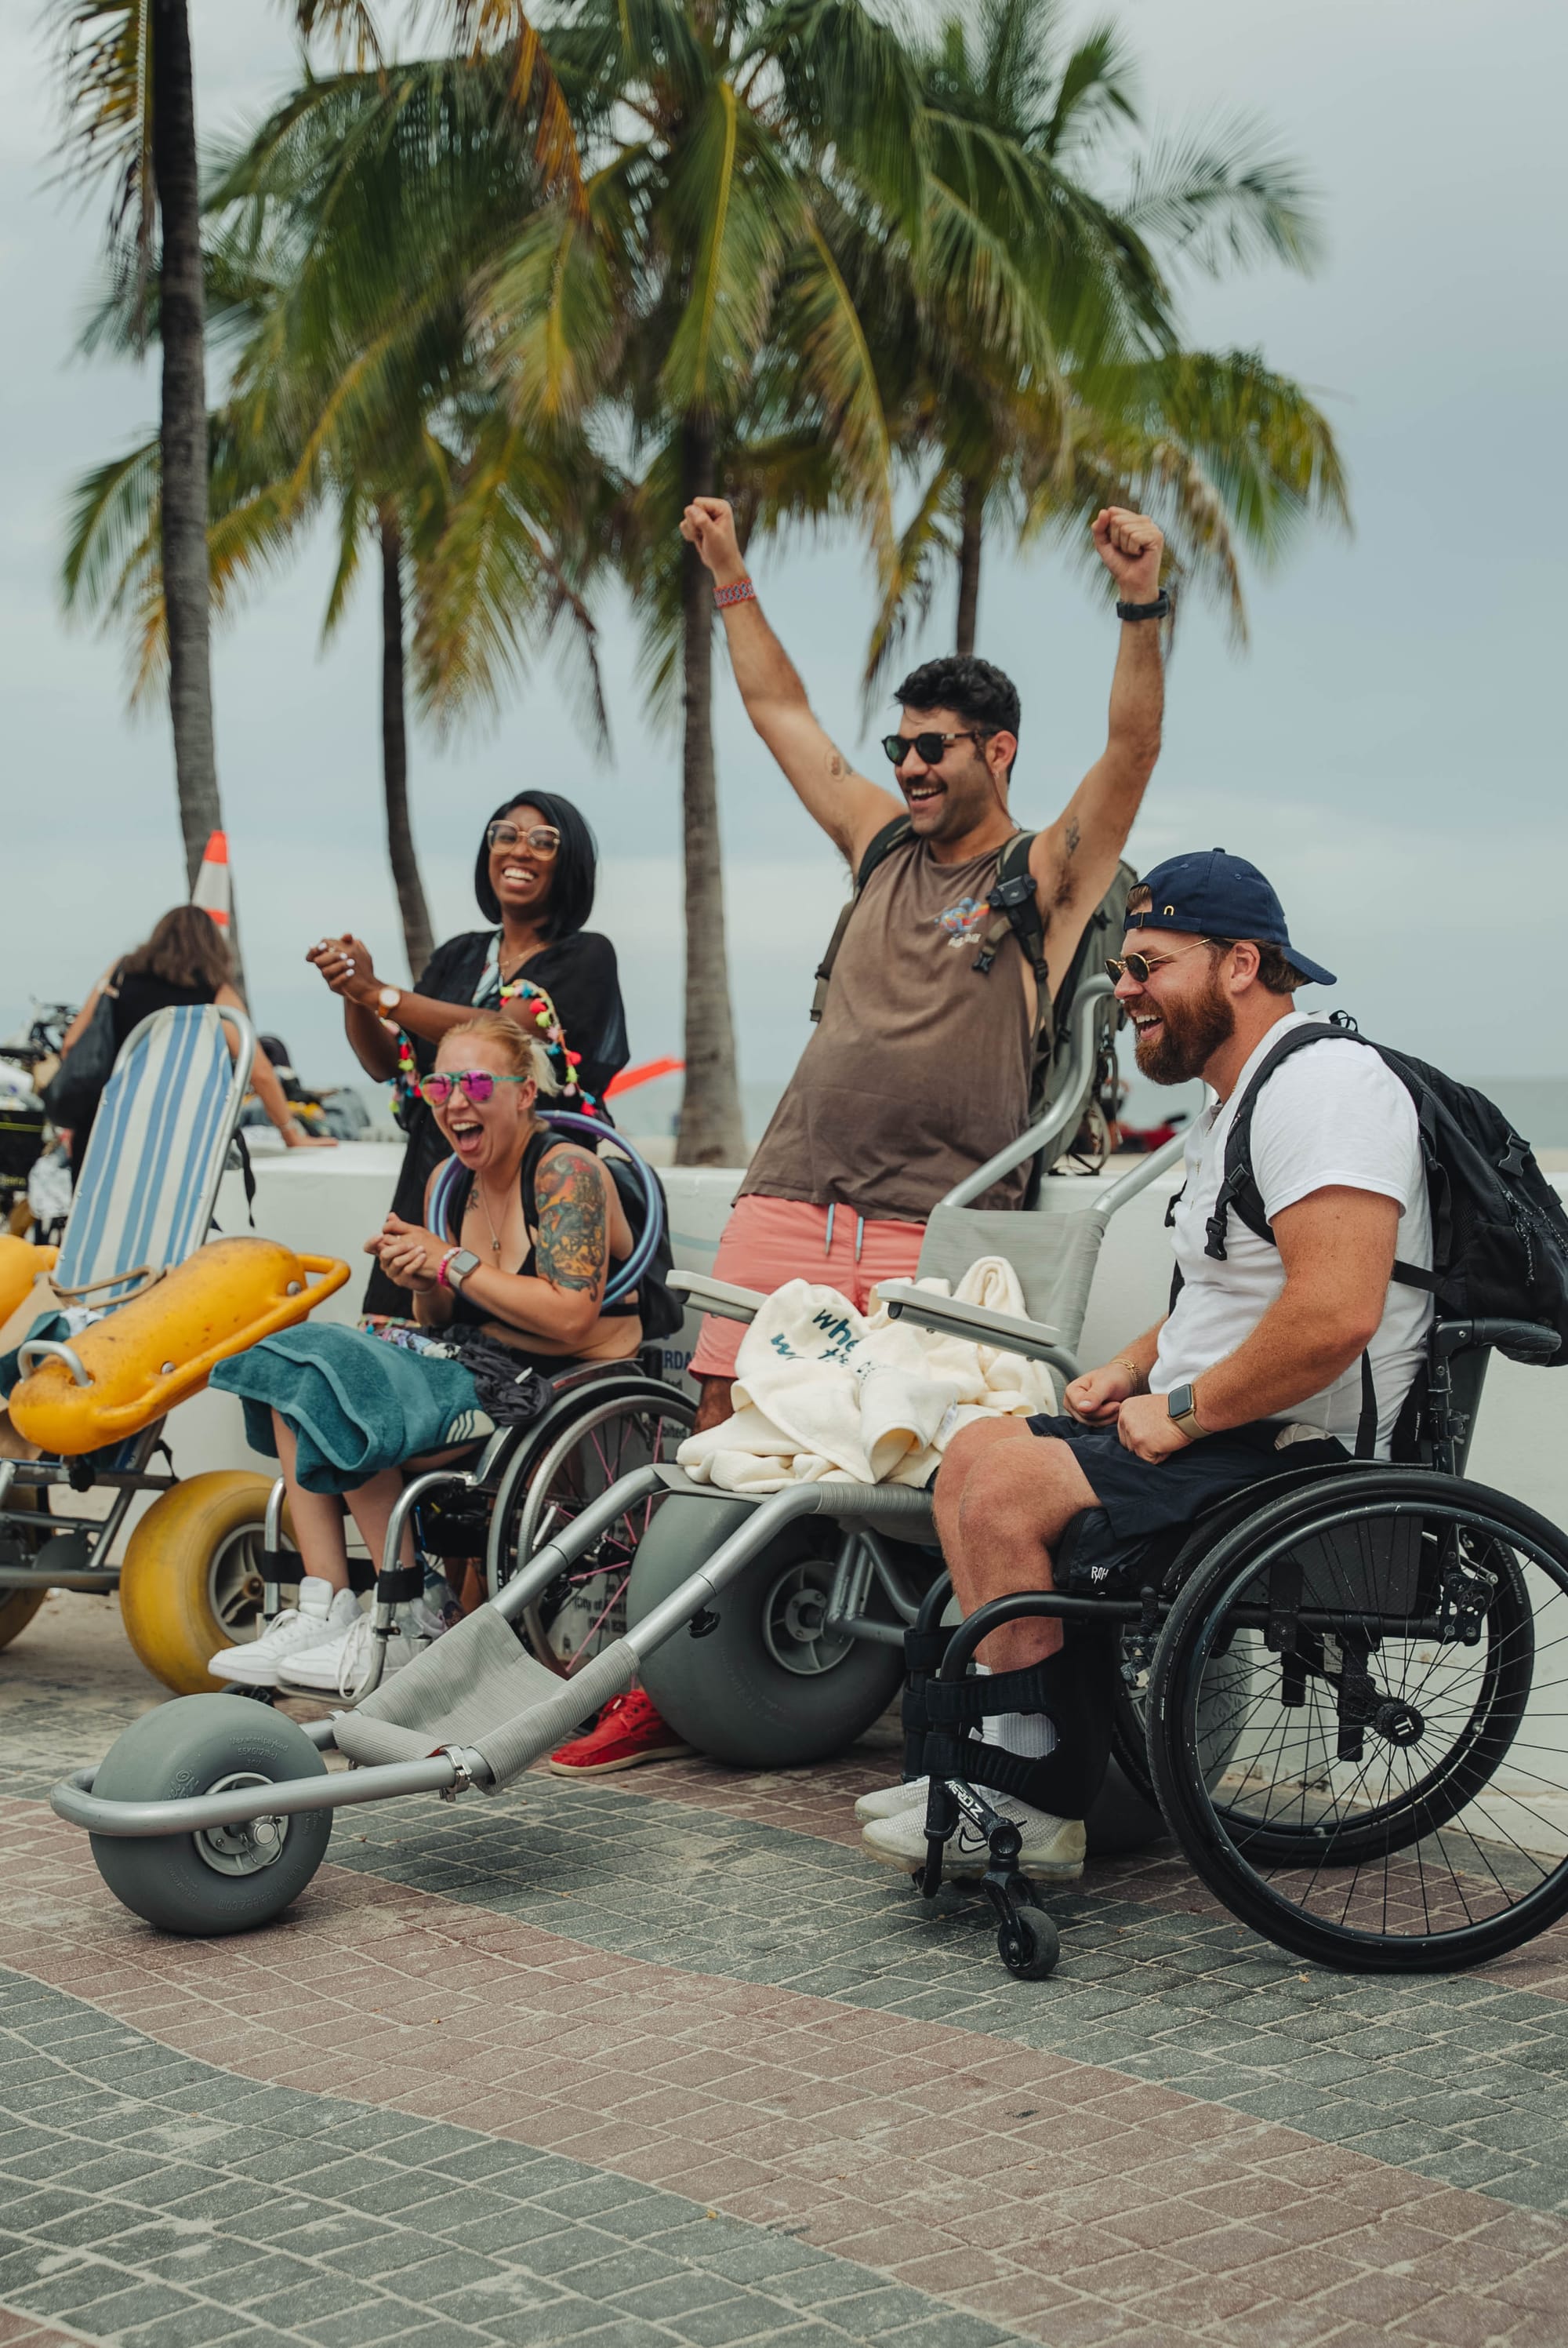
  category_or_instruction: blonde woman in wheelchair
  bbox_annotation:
[209,1012,645,1696]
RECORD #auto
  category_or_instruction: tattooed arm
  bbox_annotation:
[681,496,899,866]
[1028,511,1166,993]
[449,1146,614,1349]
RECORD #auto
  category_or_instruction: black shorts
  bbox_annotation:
[1023,1412,1348,1597]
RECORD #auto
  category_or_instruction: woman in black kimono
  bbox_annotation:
[308,791,630,1317]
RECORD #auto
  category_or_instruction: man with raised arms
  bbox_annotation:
[680,494,1168,1405]
[550,492,1169,1776]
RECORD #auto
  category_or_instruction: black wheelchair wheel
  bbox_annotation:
[1149,1471,1568,1972]
[488,1377,694,1671]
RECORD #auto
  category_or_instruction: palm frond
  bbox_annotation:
[1123,114,1324,277]
[55,0,154,322]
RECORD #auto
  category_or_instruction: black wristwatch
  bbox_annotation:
[1116,590,1171,622]
[1167,1382,1208,1441]
[446,1249,481,1292]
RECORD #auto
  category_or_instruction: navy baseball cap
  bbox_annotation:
[1124,848,1336,988]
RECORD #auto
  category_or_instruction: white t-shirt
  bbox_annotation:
[1151,1013,1434,1456]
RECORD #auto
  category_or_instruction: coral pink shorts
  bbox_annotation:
[688,1194,926,1380]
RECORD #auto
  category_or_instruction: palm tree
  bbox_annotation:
[64,56,608,982]
[483,0,931,1164]
[858,0,1347,685]
[55,0,579,911]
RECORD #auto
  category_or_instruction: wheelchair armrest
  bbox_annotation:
[877,1281,1073,1376]
[1434,1317,1560,1365]
[666,1271,766,1325]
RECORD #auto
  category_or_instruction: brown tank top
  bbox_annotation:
[742,837,1035,1222]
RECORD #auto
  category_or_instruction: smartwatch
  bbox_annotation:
[446,1249,481,1292]
[1167,1382,1208,1441]
[1116,590,1171,622]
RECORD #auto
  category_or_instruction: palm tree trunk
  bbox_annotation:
[150,0,224,900]
[674,419,746,1167]
[956,478,984,656]
[378,509,434,980]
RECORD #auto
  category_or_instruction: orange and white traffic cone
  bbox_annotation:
[191,830,231,928]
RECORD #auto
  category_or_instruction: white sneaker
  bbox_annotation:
[854,1777,929,1825]
[862,1793,1086,1881]
[210,1580,358,1688]
[281,1601,440,1700]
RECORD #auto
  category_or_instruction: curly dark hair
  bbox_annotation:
[892,656,1021,739]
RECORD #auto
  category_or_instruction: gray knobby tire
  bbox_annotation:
[89,1696,332,1935]
[627,1495,904,1768]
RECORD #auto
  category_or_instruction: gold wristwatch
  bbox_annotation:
[1166,1382,1209,1441]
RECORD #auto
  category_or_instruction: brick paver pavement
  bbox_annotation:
[4,1592,1568,2346]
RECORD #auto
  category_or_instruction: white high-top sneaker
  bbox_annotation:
[282,1599,443,1700]
[210,1580,359,1688]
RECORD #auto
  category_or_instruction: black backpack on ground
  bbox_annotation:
[1203,1012,1568,1366]
[810,817,1134,1186]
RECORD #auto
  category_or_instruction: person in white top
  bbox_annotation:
[859,848,1434,1881]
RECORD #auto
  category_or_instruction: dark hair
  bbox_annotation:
[474,791,597,936]
[891,656,1021,740]
[120,906,233,992]
[1207,938,1304,997]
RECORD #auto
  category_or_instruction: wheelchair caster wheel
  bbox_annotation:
[998,1905,1059,1980]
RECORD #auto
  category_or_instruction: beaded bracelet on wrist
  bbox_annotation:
[713,578,757,609]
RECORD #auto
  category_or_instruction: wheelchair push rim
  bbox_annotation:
[494,1381,694,1672]
[1149,1471,1568,1972]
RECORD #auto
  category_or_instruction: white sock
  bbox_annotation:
[975,1664,1058,1761]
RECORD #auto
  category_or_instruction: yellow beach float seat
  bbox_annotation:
[9,1237,350,1456]
[0,1235,59,1328]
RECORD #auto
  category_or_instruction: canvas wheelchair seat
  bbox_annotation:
[0,1003,347,1688]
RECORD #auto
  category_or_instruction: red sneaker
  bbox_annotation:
[547,1689,694,1776]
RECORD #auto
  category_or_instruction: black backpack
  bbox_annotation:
[810,817,1134,1187]
[1204,1013,1568,1367]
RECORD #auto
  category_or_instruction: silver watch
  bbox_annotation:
[447,1249,481,1292]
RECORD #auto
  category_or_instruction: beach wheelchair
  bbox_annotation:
[0,1005,348,1689]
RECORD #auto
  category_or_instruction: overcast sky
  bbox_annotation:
[2,0,1563,1116]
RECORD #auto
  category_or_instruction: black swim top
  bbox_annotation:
[442,1128,637,1330]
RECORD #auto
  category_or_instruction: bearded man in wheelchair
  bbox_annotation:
[859,849,1432,1880]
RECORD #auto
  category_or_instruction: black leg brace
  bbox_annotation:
[909,1625,1119,1821]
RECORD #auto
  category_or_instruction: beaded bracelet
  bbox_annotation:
[713,578,757,609]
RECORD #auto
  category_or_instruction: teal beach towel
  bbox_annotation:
[211,1324,492,1494]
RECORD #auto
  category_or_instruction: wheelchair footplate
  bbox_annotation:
[915,1777,1061,1981]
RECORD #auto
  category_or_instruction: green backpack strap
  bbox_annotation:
[809,815,914,1023]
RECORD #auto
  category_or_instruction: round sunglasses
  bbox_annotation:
[486,820,561,856]
[419,1070,530,1107]
[879,729,991,768]
[1105,939,1234,985]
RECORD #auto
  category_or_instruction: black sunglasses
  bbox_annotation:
[879,729,991,768]
[1106,939,1236,985]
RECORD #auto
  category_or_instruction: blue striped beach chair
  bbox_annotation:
[53,1003,254,1307]
[0,1004,256,1638]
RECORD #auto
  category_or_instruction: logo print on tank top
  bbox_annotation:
[934,896,987,947]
